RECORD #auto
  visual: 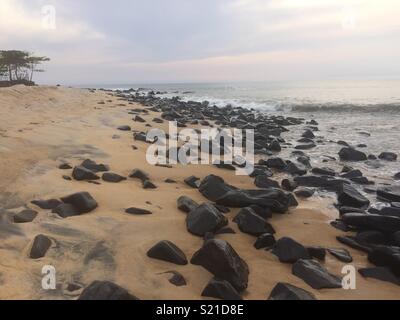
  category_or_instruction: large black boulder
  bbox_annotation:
[342,213,400,234]
[147,240,188,265]
[186,203,228,236]
[233,208,275,236]
[379,152,397,161]
[339,148,367,161]
[292,259,342,289]
[78,281,139,300]
[268,282,317,300]
[272,237,310,263]
[202,278,242,300]
[60,192,98,214]
[377,186,400,203]
[191,239,249,292]
[337,184,370,208]
[199,175,235,202]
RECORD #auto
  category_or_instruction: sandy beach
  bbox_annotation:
[0,85,399,300]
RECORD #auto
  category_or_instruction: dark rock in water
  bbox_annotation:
[52,203,80,218]
[287,193,299,208]
[268,282,317,300]
[81,159,109,172]
[292,259,342,289]
[264,157,287,170]
[216,227,236,235]
[186,203,228,236]
[342,213,400,234]
[312,167,336,176]
[30,234,52,259]
[78,281,139,300]
[338,184,370,209]
[328,248,353,263]
[202,278,242,300]
[378,206,400,218]
[338,206,365,216]
[117,125,131,131]
[295,143,316,150]
[377,186,400,203]
[285,161,307,176]
[125,207,152,215]
[295,188,315,198]
[302,129,315,139]
[272,237,310,263]
[394,172,400,180]
[162,271,187,287]
[60,192,98,214]
[351,176,374,185]
[233,207,275,236]
[199,175,235,202]
[307,247,326,261]
[281,179,298,192]
[336,236,372,253]
[379,152,397,161]
[59,163,72,170]
[368,246,400,276]
[368,154,377,160]
[142,180,157,189]
[177,196,199,213]
[339,148,367,161]
[254,233,276,249]
[147,240,188,265]
[191,239,249,292]
[355,230,386,245]
[294,175,347,191]
[13,209,38,223]
[255,175,280,189]
[72,166,100,181]
[297,156,311,168]
[341,165,354,173]
[268,139,282,152]
[31,199,62,210]
[337,140,350,147]
[184,176,201,189]
[248,204,272,219]
[359,267,400,286]
[129,169,149,182]
[340,169,363,179]
[102,172,127,183]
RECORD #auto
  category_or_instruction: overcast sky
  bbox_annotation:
[1,0,399,84]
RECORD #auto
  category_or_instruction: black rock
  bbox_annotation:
[268,139,281,152]
[186,203,228,236]
[59,163,72,170]
[292,259,342,289]
[117,125,131,131]
[285,161,307,176]
[233,207,275,236]
[199,175,235,202]
[202,278,242,300]
[378,206,400,218]
[177,196,199,213]
[268,282,317,300]
[307,247,326,261]
[339,147,367,161]
[142,180,157,189]
[13,209,38,223]
[340,169,363,179]
[355,230,386,245]
[72,166,100,181]
[191,239,249,292]
[377,186,400,203]
[30,234,52,259]
[81,159,110,172]
[213,204,230,214]
[125,207,152,215]
[265,157,287,170]
[147,240,188,265]
[379,152,397,161]
[337,184,370,208]
[336,236,372,253]
[248,204,272,219]
[331,220,352,232]
[281,179,298,192]
[215,227,236,235]
[302,129,315,139]
[338,206,366,216]
[342,213,400,234]
[272,237,310,263]
[52,203,81,218]
[134,115,146,123]
[165,178,177,183]
[394,172,400,180]
[102,173,127,183]
[184,176,201,189]
[78,281,139,300]
[359,267,400,286]
[254,233,276,250]
[295,188,315,198]
[60,192,98,214]
[255,175,280,189]
[294,175,347,191]
[328,248,353,263]
[129,169,149,182]
[312,167,336,176]
[31,199,62,210]
[163,271,187,287]
[368,246,400,276]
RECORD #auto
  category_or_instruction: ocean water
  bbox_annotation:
[101,80,400,189]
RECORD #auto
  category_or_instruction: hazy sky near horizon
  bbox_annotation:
[1,0,399,84]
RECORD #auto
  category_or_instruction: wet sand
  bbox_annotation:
[0,85,399,300]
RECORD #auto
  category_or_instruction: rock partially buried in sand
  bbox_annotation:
[186,203,228,236]
[191,239,249,292]
[142,180,157,189]
[81,159,110,172]
[328,248,353,263]
[177,196,199,213]
[129,169,149,182]
[30,234,52,259]
[268,282,317,300]
[147,240,188,265]
[233,207,275,236]
[60,192,98,214]
[13,209,38,223]
[59,163,72,170]
[102,172,127,183]
[72,166,100,181]
[125,207,152,215]
[31,199,62,210]
[161,271,187,287]
[78,281,139,300]
[202,278,242,300]
[117,125,131,131]
[292,259,342,289]
[52,203,80,218]
[339,147,367,161]
[272,237,310,263]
